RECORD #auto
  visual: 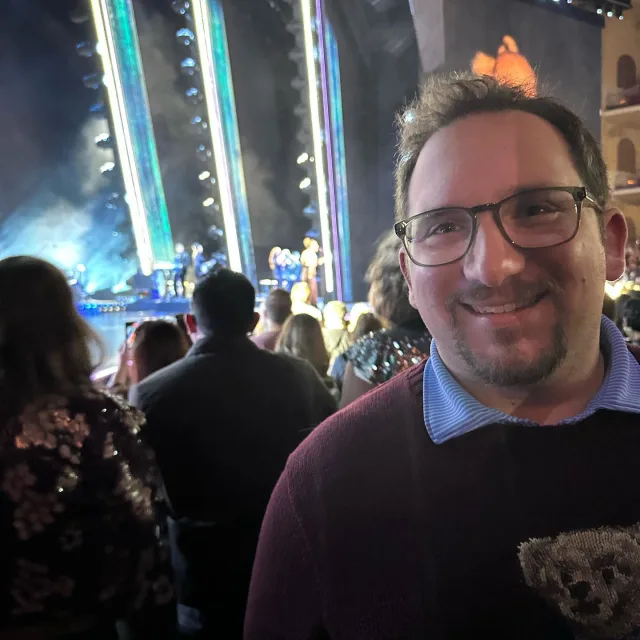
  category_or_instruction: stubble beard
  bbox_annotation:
[453,321,569,387]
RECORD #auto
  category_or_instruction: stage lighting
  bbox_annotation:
[199,170,211,180]
[191,0,256,282]
[196,144,213,162]
[299,177,312,189]
[203,197,215,208]
[176,28,196,45]
[100,161,116,174]
[76,41,95,58]
[616,7,624,18]
[95,133,113,149]
[171,0,191,15]
[607,6,614,17]
[297,152,309,164]
[181,57,198,76]
[82,72,102,90]
[89,101,106,115]
[185,87,204,105]
[596,3,603,14]
[300,0,334,294]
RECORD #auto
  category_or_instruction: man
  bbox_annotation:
[251,288,291,351]
[245,74,639,639]
[130,269,336,638]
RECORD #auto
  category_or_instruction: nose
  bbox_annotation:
[462,212,525,287]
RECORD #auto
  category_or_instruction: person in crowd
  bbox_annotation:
[130,269,335,638]
[0,256,174,640]
[331,312,383,394]
[300,237,321,305]
[322,301,350,369]
[346,302,370,333]
[245,74,637,639]
[191,243,206,280]
[251,288,291,352]
[339,231,431,408]
[130,320,191,383]
[276,314,335,396]
[110,319,190,396]
[290,281,323,323]
[622,297,640,345]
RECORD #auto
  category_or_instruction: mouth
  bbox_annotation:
[462,291,548,316]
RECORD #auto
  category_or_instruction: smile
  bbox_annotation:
[464,292,547,316]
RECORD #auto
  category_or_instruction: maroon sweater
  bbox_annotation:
[245,361,640,639]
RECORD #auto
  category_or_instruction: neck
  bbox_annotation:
[450,343,605,425]
[263,320,282,333]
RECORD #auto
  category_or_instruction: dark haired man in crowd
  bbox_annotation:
[251,288,291,351]
[131,269,335,638]
[245,74,640,639]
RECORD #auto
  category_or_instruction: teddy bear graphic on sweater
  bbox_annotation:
[471,35,537,97]
[519,524,640,639]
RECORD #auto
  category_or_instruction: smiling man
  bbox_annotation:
[244,75,640,640]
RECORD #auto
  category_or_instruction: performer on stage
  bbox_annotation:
[300,237,321,305]
[174,242,191,297]
[192,243,206,280]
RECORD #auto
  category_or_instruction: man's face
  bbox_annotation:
[400,110,626,387]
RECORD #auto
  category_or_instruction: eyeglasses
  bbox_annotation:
[395,186,601,268]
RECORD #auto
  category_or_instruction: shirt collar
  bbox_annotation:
[423,315,640,444]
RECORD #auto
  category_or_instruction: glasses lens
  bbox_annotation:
[500,189,578,248]
[404,209,473,266]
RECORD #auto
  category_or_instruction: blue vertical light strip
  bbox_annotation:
[315,0,342,301]
[98,0,174,270]
[206,0,257,285]
[325,23,352,301]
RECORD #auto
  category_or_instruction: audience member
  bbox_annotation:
[246,74,638,638]
[347,302,370,332]
[131,320,191,383]
[623,297,640,345]
[290,281,323,323]
[130,269,335,638]
[322,300,350,369]
[277,314,335,397]
[331,312,383,393]
[251,288,291,351]
[339,231,431,407]
[0,256,174,640]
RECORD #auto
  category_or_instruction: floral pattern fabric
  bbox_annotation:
[0,389,172,629]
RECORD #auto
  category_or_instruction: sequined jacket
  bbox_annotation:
[346,325,431,386]
[0,389,173,635]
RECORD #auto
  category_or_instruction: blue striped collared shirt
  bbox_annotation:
[423,315,640,444]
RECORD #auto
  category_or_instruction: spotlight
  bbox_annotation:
[171,0,191,15]
[76,41,95,58]
[100,161,116,174]
[181,57,198,76]
[299,177,311,189]
[607,7,614,17]
[199,171,211,181]
[82,72,102,90]
[616,7,624,18]
[297,152,309,164]
[95,133,113,149]
[596,3,603,14]
[196,144,212,162]
[176,28,196,46]
[203,197,215,207]
[185,87,204,105]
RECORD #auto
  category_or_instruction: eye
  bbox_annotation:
[427,222,460,236]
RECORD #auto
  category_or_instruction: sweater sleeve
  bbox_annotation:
[244,467,325,640]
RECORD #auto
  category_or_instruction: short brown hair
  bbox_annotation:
[133,320,190,382]
[263,288,292,326]
[394,73,609,222]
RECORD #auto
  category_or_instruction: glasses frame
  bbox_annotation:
[394,186,602,268]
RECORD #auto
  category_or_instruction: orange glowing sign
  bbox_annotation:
[472,36,537,97]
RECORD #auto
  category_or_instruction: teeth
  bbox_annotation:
[471,301,529,315]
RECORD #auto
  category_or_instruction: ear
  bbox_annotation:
[603,207,628,282]
[399,248,418,309]
[250,312,260,334]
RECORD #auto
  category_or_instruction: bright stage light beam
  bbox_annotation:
[300,0,335,294]
[192,0,257,284]
[90,0,174,275]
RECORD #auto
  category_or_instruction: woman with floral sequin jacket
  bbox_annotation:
[340,233,431,408]
[0,257,175,640]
